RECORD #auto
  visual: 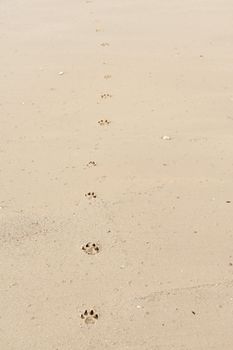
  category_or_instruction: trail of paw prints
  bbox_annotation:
[85,192,97,199]
[81,309,99,324]
[98,119,111,126]
[82,242,100,255]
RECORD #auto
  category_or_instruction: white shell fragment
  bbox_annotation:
[58,71,64,75]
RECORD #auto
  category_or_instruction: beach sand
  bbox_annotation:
[0,0,233,348]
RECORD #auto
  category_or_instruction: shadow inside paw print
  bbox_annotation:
[87,161,97,167]
[82,242,100,255]
[101,93,112,99]
[100,42,109,47]
[98,119,111,126]
[85,192,97,199]
[81,310,99,324]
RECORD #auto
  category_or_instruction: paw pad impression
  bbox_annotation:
[82,242,100,255]
[85,192,97,199]
[81,309,99,324]
[98,119,111,126]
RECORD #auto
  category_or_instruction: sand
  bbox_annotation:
[0,0,233,348]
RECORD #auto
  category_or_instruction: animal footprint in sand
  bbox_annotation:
[100,42,109,47]
[101,93,112,99]
[81,310,99,324]
[87,161,97,167]
[85,192,97,199]
[104,74,112,79]
[161,135,172,141]
[98,119,111,126]
[82,242,100,255]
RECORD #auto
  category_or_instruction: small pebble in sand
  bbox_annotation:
[58,71,64,75]
[162,135,172,141]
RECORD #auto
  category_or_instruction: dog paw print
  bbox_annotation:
[104,74,112,79]
[100,42,109,47]
[101,93,112,99]
[87,161,97,167]
[98,119,111,126]
[82,242,100,255]
[85,192,97,199]
[81,310,99,324]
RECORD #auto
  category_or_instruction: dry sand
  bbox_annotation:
[1,0,233,349]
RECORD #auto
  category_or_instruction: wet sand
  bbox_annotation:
[1,0,233,349]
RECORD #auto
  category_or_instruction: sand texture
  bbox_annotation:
[1,0,233,349]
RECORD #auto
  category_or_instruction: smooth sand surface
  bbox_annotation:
[1,0,233,349]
